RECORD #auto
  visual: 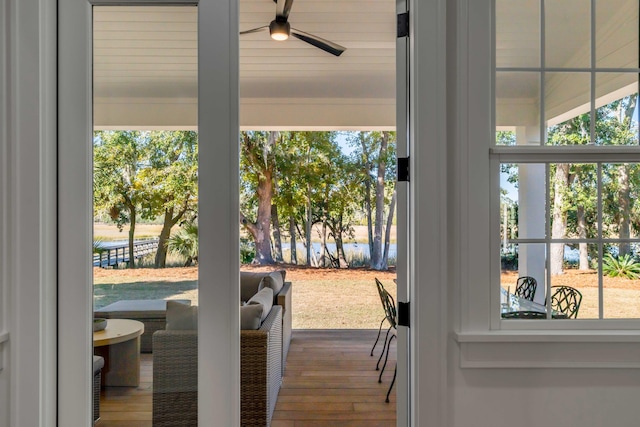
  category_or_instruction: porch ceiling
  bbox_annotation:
[93,1,396,131]
[93,1,636,131]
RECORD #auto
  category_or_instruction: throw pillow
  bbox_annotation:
[166,300,198,330]
[256,270,286,296]
[240,304,263,330]
[240,271,266,302]
[247,287,273,321]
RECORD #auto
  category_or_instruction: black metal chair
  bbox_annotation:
[514,276,537,302]
[376,283,397,403]
[547,285,582,319]
[371,278,391,357]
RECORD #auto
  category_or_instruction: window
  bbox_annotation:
[494,0,640,322]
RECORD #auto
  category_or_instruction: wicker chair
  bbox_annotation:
[152,305,283,427]
[93,355,104,424]
[514,276,537,302]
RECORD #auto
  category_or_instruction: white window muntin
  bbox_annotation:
[491,149,640,329]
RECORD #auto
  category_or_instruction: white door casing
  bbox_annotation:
[58,0,240,426]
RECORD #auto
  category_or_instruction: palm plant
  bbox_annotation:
[602,253,640,279]
[168,223,198,266]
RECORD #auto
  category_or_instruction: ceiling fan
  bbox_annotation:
[240,0,346,57]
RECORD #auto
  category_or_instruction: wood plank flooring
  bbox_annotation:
[273,329,397,427]
[96,329,396,426]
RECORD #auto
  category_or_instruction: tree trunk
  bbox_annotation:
[551,163,570,275]
[333,222,348,268]
[155,205,188,268]
[289,216,297,264]
[576,205,589,270]
[382,190,397,269]
[321,216,328,267]
[618,165,631,257]
[240,131,277,265]
[306,183,313,266]
[370,131,389,270]
[126,201,136,269]
[271,204,283,262]
[360,133,374,259]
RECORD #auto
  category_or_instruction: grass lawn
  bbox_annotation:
[93,265,397,328]
[94,265,640,325]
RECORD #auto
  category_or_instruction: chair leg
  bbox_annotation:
[385,364,397,403]
[376,326,392,371]
[370,317,386,356]
[378,334,395,383]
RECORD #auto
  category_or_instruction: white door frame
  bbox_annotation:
[407,0,449,425]
[55,0,449,425]
[58,1,240,425]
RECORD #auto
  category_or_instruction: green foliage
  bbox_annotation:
[602,253,640,279]
[501,254,518,271]
[93,238,107,255]
[240,237,255,264]
[168,223,199,266]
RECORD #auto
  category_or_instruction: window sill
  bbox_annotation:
[455,330,640,368]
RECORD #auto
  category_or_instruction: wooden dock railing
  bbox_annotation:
[93,239,159,268]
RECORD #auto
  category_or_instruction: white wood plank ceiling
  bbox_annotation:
[93,1,396,130]
[93,1,636,130]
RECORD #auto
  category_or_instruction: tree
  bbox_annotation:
[94,131,154,269]
[146,131,198,267]
[348,131,397,270]
[240,131,277,264]
[548,114,590,275]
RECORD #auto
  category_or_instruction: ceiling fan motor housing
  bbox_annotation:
[269,19,291,40]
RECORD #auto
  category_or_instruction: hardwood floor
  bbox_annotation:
[95,353,153,427]
[96,329,397,426]
[273,329,397,427]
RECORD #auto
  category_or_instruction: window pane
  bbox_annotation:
[496,72,541,141]
[601,163,640,239]
[501,244,547,317]
[596,0,639,68]
[603,244,640,318]
[550,244,598,319]
[501,163,546,239]
[545,72,591,144]
[496,0,540,68]
[549,163,598,241]
[545,0,591,68]
[595,73,639,145]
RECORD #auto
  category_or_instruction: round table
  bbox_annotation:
[94,319,144,387]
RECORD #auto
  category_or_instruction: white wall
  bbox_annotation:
[447,1,640,426]
[1,0,57,426]
[0,0,9,424]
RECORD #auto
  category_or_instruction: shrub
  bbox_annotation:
[240,237,255,264]
[168,223,199,266]
[602,253,640,279]
[501,253,518,270]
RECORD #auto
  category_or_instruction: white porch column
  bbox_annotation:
[517,126,547,304]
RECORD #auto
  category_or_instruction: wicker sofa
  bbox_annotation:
[153,272,289,427]
[240,270,292,373]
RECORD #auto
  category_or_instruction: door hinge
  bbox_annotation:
[397,156,409,182]
[397,12,409,38]
[398,301,410,327]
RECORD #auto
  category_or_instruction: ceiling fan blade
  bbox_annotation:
[275,0,294,20]
[240,25,269,35]
[291,28,346,57]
